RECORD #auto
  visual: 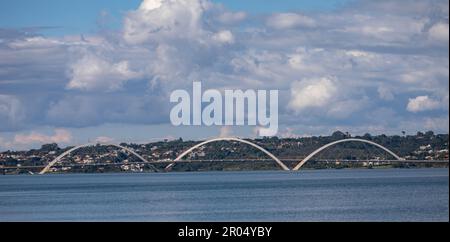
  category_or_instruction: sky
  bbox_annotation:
[0,0,349,35]
[0,0,449,151]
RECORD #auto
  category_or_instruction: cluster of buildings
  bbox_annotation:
[408,145,449,160]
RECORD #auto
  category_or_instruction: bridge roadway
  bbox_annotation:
[2,159,448,170]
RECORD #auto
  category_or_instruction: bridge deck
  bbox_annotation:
[2,159,448,170]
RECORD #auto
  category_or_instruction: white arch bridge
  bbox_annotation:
[164,137,290,171]
[292,138,404,171]
[39,143,158,175]
[39,138,406,174]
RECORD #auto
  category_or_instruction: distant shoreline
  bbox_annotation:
[2,132,448,175]
[2,162,448,176]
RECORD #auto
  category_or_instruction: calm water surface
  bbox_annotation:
[0,168,448,221]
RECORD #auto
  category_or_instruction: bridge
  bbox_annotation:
[164,137,290,171]
[7,138,445,174]
[38,143,158,175]
[2,159,444,170]
[292,138,404,170]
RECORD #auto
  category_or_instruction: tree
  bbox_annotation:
[332,131,346,139]
[40,143,59,152]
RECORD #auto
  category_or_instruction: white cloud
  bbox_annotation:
[0,0,448,143]
[212,30,235,44]
[8,37,64,49]
[326,98,368,119]
[46,94,167,128]
[94,136,115,143]
[278,127,301,138]
[123,0,211,44]
[13,129,72,145]
[0,95,25,129]
[407,96,441,112]
[346,50,374,58]
[216,11,246,25]
[139,0,163,11]
[267,13,316,29]
[67,54,142,91]
[429,22,449,43]
[289,77,338,113]
[337,14,426,43]
[378,85,395,101]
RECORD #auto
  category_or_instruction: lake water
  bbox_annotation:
[0,168,448,222]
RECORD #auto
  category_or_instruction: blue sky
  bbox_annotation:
[0,0,350,35]
[0,0,448,151]
[215,0,350,13]
[0,0,141,35]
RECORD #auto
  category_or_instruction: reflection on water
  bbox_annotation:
[0,168,448,221]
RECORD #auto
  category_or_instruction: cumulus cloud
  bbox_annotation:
[428,22,449,43]
[94,136,115,143]
[0,95,25,131]
[7,37,65,49]
[278,127,301,138]
[46,94,168,128]
[0,0,449,147]
[123,0,211,44]
[289,77,338,113]
[327,98,369,119]
[407,96,441,113]
[67,54,143,91]
[139,0,163,10]
[215,11,246,25]
[267,13,316,29]
[378,85,395,101]
[13,129,72,145]
[212,30,235,44]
